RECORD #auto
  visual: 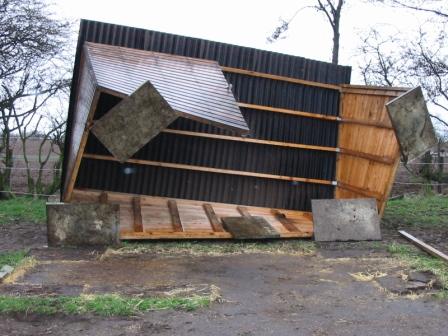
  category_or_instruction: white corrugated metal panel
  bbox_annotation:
[84,42,249,133]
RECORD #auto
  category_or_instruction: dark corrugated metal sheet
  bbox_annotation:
[65,20,352,211]
[77,158,334,211]
[85,42,248,131]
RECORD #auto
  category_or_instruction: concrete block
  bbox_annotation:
[311,198,381,242]
[46,203,120,247]
[386,87,437,162]
[91,81,179,162]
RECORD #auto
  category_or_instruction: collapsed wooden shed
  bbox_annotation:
[62,19,409,240]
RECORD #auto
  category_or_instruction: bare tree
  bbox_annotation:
[0,0,71,198]
[359,1,448,131]
[267,0,345,64]
[373,0,447,18]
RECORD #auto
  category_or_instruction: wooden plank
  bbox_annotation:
[340,84,409,92]
[98,191,108,204]
[237,206,251,218]
[72,188,313,219]
[82,153,335,186]
[222,66,341,91]
[340,85,407,97]
[63,90,100,202]
[340,118,393,130]
[335,89,402,218]
[399,230,448,263]
[167,200,183,232]
[72,189,314,240]
[163,129,337,153]
[337,182,384,200]
[203,203,224,232]
[132,197,143,232]
[237,102,339,122]
[339,148,395,165]
[271,209,300,232]
[121,230,232,240]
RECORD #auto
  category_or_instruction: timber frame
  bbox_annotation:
[63,22,407,240]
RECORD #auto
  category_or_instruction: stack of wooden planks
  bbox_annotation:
[71,189,314,240]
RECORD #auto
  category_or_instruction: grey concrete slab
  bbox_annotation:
[221,216,280,239]
[46,203,120,247]
[311,198,381,242]
[91,81,179,162]
[386,87,437,162]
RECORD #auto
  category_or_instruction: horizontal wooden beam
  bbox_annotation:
[340,118,393,130]
[163,129,337,153]
[82,153,335,186]
[340,86,406,97]
[237,103,339,122]
[164,129,395,165]
[337,182,384,200]
[339,148,396,165]
[221,66,341,91]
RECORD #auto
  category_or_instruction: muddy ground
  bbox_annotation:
[1,221,447,336]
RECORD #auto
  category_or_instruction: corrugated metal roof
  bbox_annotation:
[84,42,248,132]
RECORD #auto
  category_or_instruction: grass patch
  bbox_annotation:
[383,195,448,228]
[0,250,27,268]
[0,197,46,224]
[118,240,316,256]
[388,242,448,296]
[0,294,210,316]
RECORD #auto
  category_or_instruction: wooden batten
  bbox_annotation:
[237,206,251,218]
[237,102,339,122]
[82,153,335,186]
[203,204,225,232]
[271,209,301,233]
[132,197,144,232]
[98,191,108,204]
[221,66,341,91]
[163,129,338,153]
[167,200,183,232]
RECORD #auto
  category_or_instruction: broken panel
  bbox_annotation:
[91,81,179,162]
[386,87,437,162]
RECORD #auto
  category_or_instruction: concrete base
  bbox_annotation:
[46,203,120,247]
[311,198,381,242]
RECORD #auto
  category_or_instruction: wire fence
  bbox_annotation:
[0,161,446,200]
[0,190,57,197]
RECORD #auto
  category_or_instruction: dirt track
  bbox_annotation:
[1,222,447,336]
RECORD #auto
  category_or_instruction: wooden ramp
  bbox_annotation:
[72,189,313,240]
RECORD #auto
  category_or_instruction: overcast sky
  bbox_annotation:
[51,0,446,123]
[52,0,426,78]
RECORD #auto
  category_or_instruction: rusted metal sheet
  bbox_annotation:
[91,82,178,162]
[386,87,438,162]
[84,42,248,133]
